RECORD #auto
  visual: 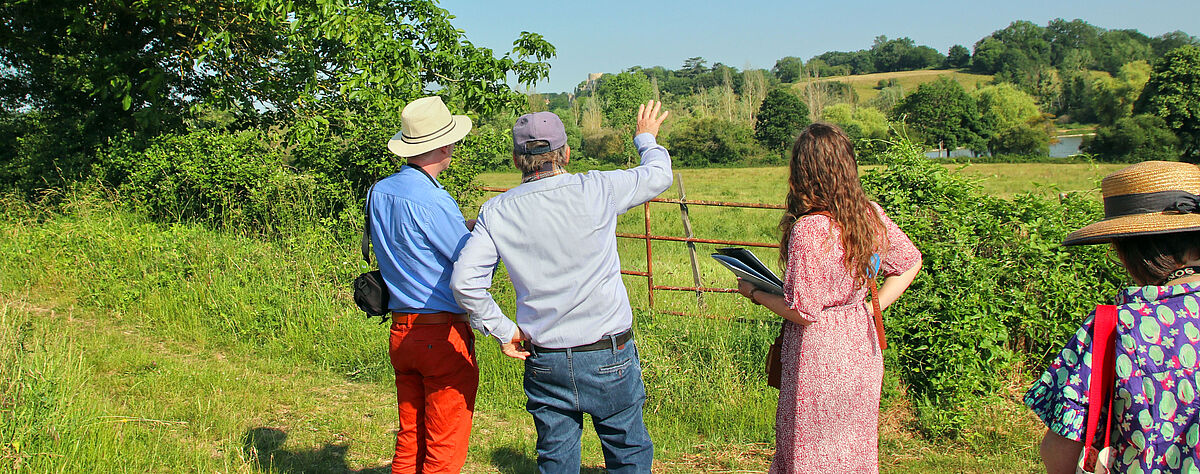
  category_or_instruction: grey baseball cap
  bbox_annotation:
[512,111,567,155]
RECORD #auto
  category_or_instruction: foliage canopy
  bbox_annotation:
[754,89,810,152]
[892,78,991,153]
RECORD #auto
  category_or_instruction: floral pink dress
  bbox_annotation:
[771,204,921,473]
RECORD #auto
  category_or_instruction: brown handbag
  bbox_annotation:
[766,327,784,389]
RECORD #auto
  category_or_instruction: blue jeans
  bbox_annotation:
[523,337,653,473]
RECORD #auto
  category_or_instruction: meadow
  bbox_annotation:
[1,161,1122,473]
[791,69,995,103]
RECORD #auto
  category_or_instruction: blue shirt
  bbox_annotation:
[368,165,471,314]
[451,134,673,348]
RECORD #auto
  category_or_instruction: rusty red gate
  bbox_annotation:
[479,174,783,315]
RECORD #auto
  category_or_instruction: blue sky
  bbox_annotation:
[440,0,1200,93]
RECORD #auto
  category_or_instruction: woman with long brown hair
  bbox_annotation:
[737,123,922,472]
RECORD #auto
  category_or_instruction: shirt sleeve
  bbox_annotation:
[783,217,834,323]
[451,213,519,344]
[874,204,921,277]
[604,133,674,213]
[1024,312,1097,442]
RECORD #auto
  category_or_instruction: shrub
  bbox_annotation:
[95,129,289,223]
[1083,114,1182,162]
[581,127,626,165]
[862,140,1124,436]
[991,121,1052,155]
[670,117,763,166]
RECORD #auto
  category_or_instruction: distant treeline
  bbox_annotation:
[532,19,1198,166]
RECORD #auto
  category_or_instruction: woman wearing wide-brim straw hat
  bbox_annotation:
[1025,161,1200,474]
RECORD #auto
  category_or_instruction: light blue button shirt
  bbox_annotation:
[451,134,672,348]
[369,165,471,314]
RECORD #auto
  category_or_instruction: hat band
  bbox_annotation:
[1104,190,1200,218]
[402,119,456,144]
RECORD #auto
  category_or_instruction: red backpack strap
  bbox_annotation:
[1081,304,1118,471]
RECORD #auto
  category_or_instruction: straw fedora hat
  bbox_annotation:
[1064,161,1200,246]
[387,96,472,158]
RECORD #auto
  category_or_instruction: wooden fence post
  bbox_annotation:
[676,174,706,308]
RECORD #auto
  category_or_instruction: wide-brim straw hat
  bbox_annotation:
[387,96,472,158]
[1064,161,1200,246]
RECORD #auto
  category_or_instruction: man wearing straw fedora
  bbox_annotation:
[1024,161,1200,474]
[452,101,670,473]
[368,96,477,473]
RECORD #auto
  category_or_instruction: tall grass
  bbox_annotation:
[5,150,1113,470]
[0,187,788,471]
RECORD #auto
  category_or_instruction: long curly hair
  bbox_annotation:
[778,123,887,287]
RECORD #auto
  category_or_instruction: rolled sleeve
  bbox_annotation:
[783,218,830,323]
[451,214,519,344]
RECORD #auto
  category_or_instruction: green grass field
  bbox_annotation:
[0,162,1121,473]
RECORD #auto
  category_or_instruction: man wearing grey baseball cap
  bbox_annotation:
[453,101,671,473]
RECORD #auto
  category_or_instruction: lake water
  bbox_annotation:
[924,136,1085,159]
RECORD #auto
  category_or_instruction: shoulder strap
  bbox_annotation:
[867,280,886,351]
[1082,304,1118,471]
[361,182,377,264]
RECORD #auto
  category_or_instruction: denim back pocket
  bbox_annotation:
[597,356,632,377]
[527,360,553,379]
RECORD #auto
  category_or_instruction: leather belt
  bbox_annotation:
[533,329,633,353]
[391,311,469,326]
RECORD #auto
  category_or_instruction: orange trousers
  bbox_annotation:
[388,317,478,474]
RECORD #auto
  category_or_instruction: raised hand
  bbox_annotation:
[635,100,669,138]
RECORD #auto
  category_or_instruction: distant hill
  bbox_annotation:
[793,69,994,103]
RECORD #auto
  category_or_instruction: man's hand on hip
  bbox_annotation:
[501,329,531,360]
[635,100,669,138]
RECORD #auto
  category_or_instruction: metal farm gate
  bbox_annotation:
[480,173,783,316]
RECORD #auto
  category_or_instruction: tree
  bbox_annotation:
[755,89,810,152]
[1151,31,1200,57]
[973,83,1052,155]
[680,57,709,78]
[0,0,555,191]
[773,56,805,83]
[1135,45,1200,160]
[595,72,654,127]
[974,84,1041,132]
[945,45,971,69]
[1045,18,1101,65]
[892,77,991,154]
[859,36,943,73]
[1095,30,1154,74]
[1091,61,1152,125]
[0,0,553,120]
[971,21,1050,77]
[1084,114,1181,162]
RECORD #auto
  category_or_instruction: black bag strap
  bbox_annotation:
[361,182,377,264]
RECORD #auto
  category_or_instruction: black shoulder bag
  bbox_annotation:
[353,184,390,319]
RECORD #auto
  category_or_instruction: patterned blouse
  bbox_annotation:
[1025,282,1200,473]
